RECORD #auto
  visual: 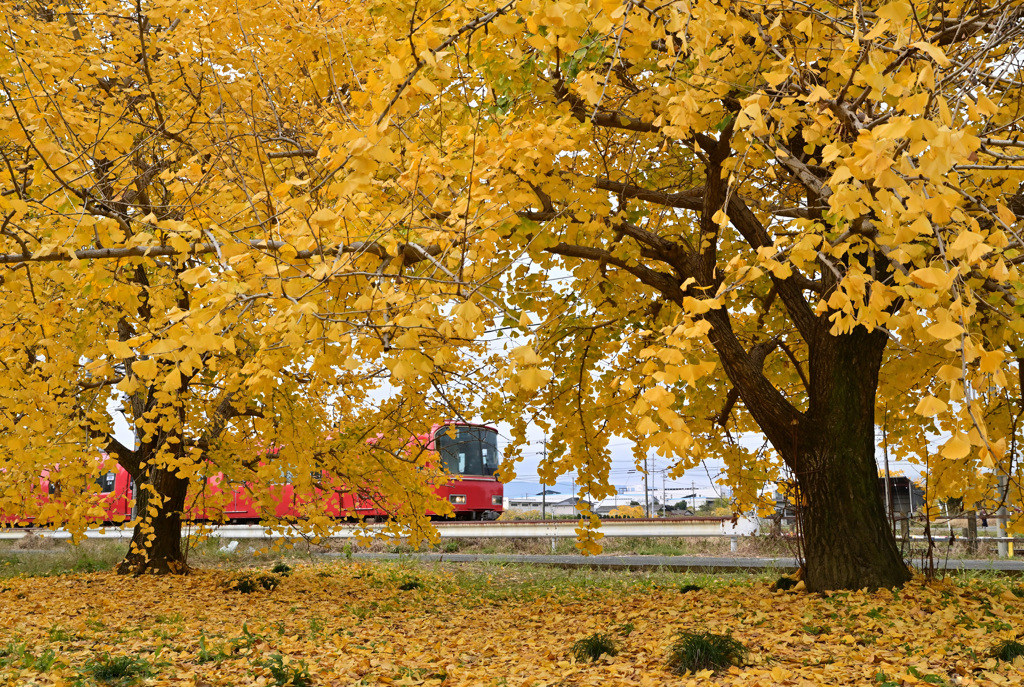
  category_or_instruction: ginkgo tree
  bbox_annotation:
[0,0,495,573]
[328,0,1024,590]
[489,0,1024,591]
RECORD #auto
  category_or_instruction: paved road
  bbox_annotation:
[349,552,1024,572]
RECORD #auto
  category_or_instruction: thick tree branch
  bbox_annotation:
[593,177,703,210]
[715,336,781,427]
[553,80,661,134]
[191,392,264,453]
[104,436,141,478]
[930,6,1024,45]
[546,237,804,446]
[545,242,685,300]
[771,142,831,200]
[0,239,443,265]
[697,125,734,283]
[725,194,822,342]
[266,148,318,159]
[778,340,811,392]
[703,307,805,448]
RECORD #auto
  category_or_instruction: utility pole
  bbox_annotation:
[644,454,650,518]
[540,438,547,521]
[571,471,576,512]
[661,470,666,518]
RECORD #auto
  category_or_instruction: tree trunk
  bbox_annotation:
[115,466,190,575]
[796,327,912,591]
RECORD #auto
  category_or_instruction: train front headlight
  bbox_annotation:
[492,495,502,506]
[449,494,467,504]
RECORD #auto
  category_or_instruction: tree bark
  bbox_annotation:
[794,327,911,591]
[966,510,978,554]
[115,464,190,575]
[109,387,245,574]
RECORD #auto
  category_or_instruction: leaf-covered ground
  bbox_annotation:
[1,562,1023,686]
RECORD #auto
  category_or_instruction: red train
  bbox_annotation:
[11,422,503,526]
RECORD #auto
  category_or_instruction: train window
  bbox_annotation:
[482,443,500,476]
[435,425,501,476]
[95,472,116,494]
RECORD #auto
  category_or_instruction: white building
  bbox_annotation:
[503,494,591,517]
[590,493,659,516]
[618,483,728,512]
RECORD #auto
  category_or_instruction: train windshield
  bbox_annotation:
[434,425,500,476]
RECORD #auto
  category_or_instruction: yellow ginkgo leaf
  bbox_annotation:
[518,367,551,391]
[162,368,182,393]
[911,41,951,67]
[941,433,971,459]
[926,319,964,340]
[913,396,947,417]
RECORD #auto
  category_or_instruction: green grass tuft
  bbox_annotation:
[772,576,797,591]
[993,639,1024,662]
[228,571,280,593]
[667,631,748,674]
[802,624,831,636]
[83,653,154,686]
[680,584,703,593]
[262,653,312,687]
[571,633,619,662]
[48,625,73,642]
[271,562,293,575]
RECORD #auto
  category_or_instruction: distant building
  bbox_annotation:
[881,476,925,514]
[619,483,726,512]
[591,494,661,516]
[503,494,591,517]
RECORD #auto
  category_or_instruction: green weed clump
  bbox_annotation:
[571,633,619,662]
[195,633,231,664]
[680,584,703,593]
[228,570,280,593]
[772,576,797,591]
[271,562,293,575]
[263,653,312,687]
[48,625,73,642]
[667,631,748,674]
[993,639,1024,662]
[82,653,154,686]
[0,642,59,672]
